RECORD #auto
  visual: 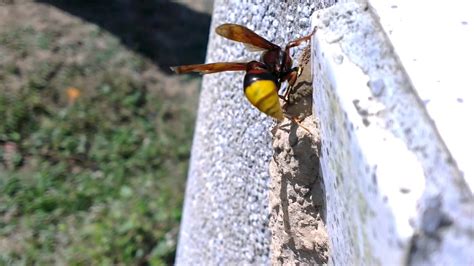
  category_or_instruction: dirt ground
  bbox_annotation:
[0,0,213,264]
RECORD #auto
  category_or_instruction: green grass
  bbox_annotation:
[0,17,196,265]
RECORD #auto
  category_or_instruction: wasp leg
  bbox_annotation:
[278,94,289,102]
[283,114,312,135]
[281,67,303,102]
[279,28,316,111]
[284,27,317,53]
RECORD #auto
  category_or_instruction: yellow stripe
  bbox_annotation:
[244,80,283,121]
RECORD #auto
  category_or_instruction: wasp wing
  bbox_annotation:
[215,24,280,52]
[170,62,248,74]
[243,43,269,52]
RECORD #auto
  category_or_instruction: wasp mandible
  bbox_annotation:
[171,23,316,121]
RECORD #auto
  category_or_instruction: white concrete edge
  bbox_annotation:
[368,0,474,191]
[311,2,473,264]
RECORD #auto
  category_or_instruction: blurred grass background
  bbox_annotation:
[0,0,212,264]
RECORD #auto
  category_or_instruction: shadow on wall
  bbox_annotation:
[36,0,213,73]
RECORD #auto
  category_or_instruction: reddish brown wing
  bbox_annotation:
[170,62,248,74]
[215,24,280,51]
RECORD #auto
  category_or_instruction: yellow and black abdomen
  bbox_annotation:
[243,71,283,121]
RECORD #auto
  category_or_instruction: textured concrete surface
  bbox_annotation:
[369,0,474,191]
[312,2,474,265]
[175,0,335,264]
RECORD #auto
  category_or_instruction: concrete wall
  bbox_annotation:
[312,1,474,265]
[176,0,474,265]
